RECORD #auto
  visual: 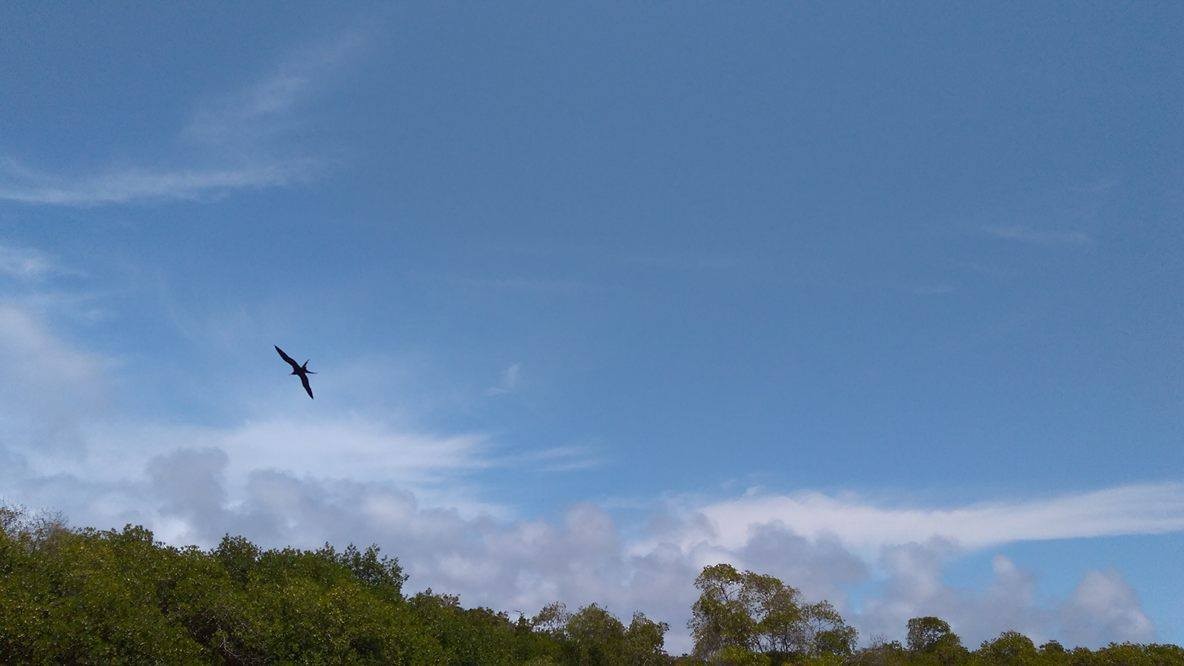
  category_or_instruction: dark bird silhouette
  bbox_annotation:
[275,345,316,399]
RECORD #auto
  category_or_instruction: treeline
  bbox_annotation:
[679,564,1183,665]
[1,508,1181,665]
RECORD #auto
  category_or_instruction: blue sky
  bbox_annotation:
[1,2,1182,652]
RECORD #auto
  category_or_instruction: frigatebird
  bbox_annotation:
[275,345,316,399]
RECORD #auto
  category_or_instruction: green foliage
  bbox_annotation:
[908,617,954,654]
[978,631,1039,665]
[848,639,911,666]
[906,617,968,666]
[408,589,521,664]
[802,601,859,657]
[0,512,440,663]
[1,509,1181,665]
[715,644,773,665]
[0,507,670,664]
[689,563,856,661]
[564,603,628,664]
[626,611,672,665]
[551,603,668,665]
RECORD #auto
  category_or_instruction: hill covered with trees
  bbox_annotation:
[1,507,1180,664]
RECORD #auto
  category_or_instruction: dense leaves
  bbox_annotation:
[0,508,1181,664]
[0,509,665,664]
[690,563,857,661]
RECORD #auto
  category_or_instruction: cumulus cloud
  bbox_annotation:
[6,437,1173,653]
[857,547,1155,650]
[0,300,1175,655]
[859,547,1051,646]
[1060,570,1155,646]
[45,456,1161,654]
[0,305,108,450]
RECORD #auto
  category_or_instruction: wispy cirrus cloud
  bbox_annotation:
[499,444,603,472]
[648,484,1184,556]
[0,244,65,280]
[0,28,363,207]
[486,363,522,396]
[699,481,1178,568]
[0,160,316,206]
[182,28,364,149]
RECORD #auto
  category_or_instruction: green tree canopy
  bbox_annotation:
[3,507,1183,665]
[689,563,856,661]
[907,617,953,653]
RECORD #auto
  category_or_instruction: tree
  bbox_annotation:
[908,617,953,653]
[848,638,910,666]
[929,633,969,666]
[801,601,858,656]
[689,563,854,661]
[408,590,521,664]
[564,603,627,664]
[1038,639,1066,657]
[689,563,767,656]
[715,644,773,665]
[532,601,572,637]
[624,612,669,664]
[977,631,1038,665]
[7,505,1184,665]
[337,543,408,601]
[213,533,259,586]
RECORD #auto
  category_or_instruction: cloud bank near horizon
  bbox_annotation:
[0,299,1175,653]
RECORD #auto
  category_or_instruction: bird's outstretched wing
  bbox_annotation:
[300,373,314,399]
[275,345,300,370]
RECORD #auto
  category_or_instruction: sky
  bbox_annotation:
[1,1,1182,654]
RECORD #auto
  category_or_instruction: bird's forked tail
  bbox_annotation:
[302,360,315,374]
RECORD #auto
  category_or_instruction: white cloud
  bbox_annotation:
[6,430,1176,653]
[183,74,311,146]
[499,444,603,472]
[0,160,314,206]
[0,304,108,447]
[68,412,603,495]
[32,462,1160,653]
[1061,570,1155,646]
[651,485,1184,555]
[0,245,62,280]
[855,546,1157,649]
[0,300,1177,655]
[485,362,522,396]
[183,29,363,148]
[859,546,1051,645]
[0,28,362,207]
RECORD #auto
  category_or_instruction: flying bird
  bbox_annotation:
[275,345,316,399]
